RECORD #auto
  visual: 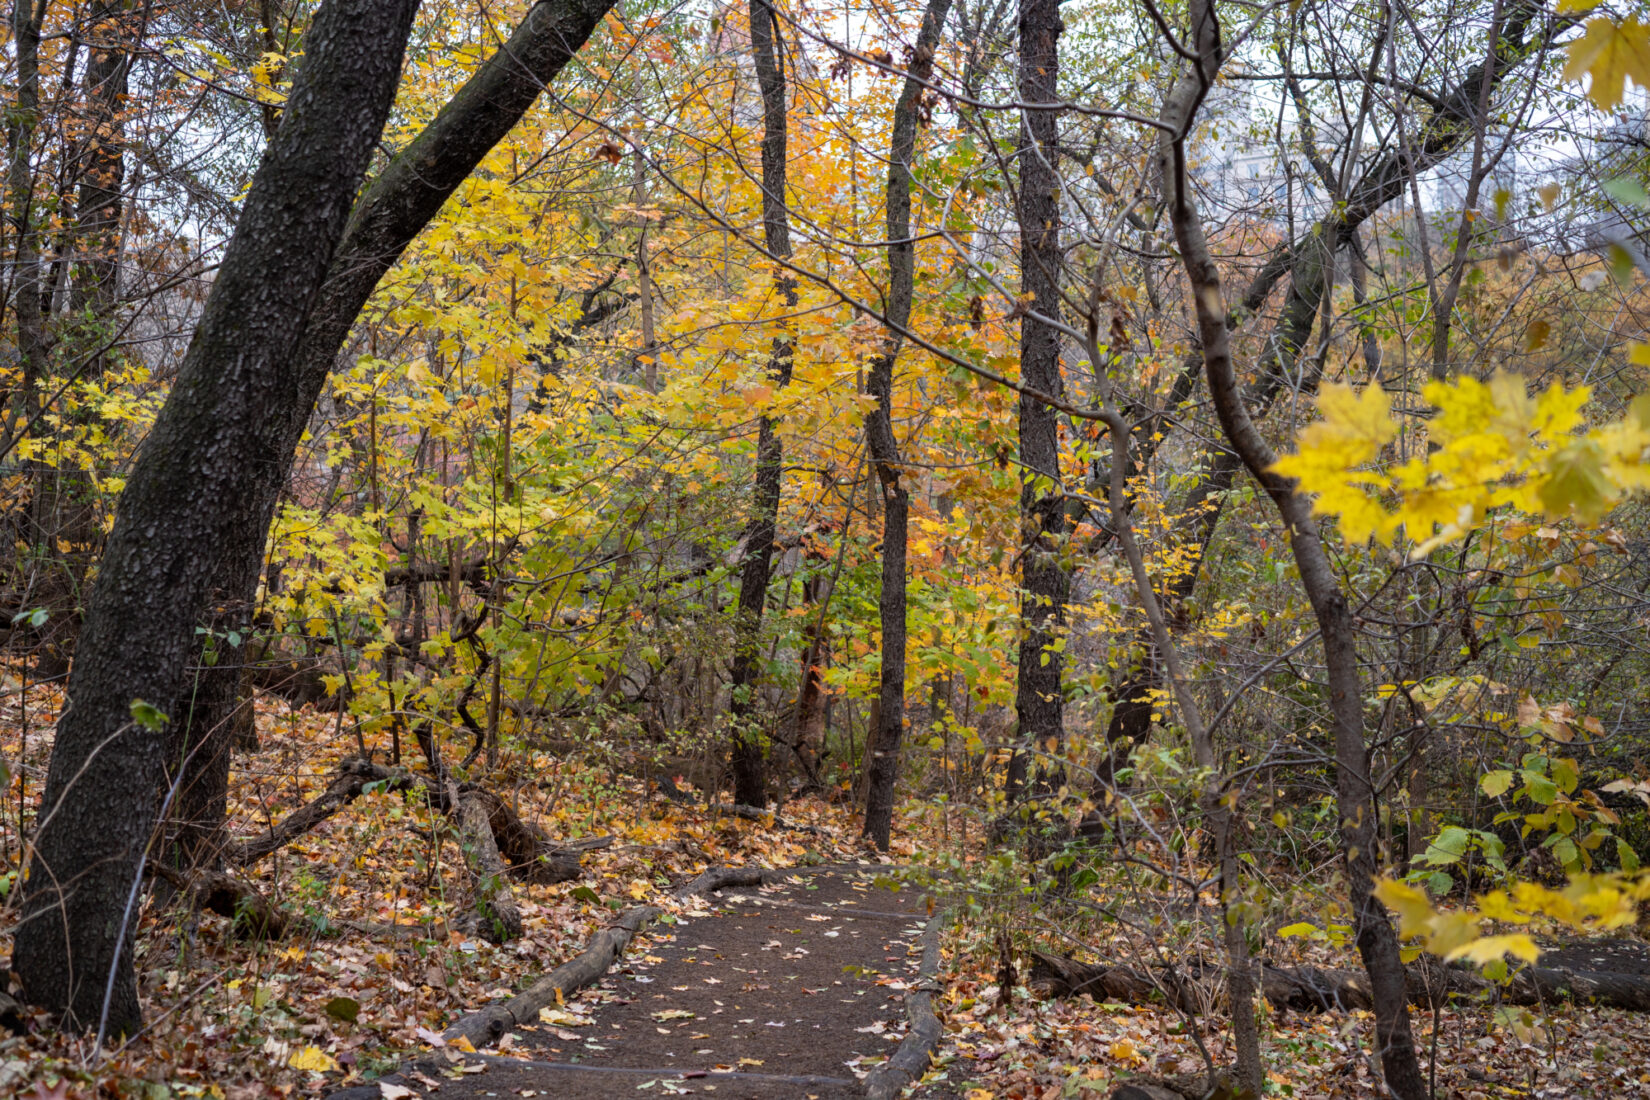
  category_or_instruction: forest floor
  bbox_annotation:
[0,678,1648,1099]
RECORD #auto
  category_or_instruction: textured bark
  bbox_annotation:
[455,786,524,944]
[1153,3,1426,1094]
[15,0,421,1033]
[860,0,951,852]
[1031,949,1650,1015]
[1007,0,1067,799]
[727,0,796,807]
[175,0,620,852]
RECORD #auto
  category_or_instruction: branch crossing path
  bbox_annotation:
[361,866,942,1099]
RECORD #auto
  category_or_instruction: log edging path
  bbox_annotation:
[328,863,949,1099]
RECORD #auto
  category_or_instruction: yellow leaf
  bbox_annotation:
[539,1007,591,1026]
[1564,16,1650,110]
[1445,933,1541,966]
[1109,1037,1144,1064]
[288,1045,340,1072]
[1372,877,1435,936]
[450,1034,477,1052]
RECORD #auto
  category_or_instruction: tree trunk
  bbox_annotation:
[23,0,137,672]
[1007,0,1067,801]
[15,0,422,1035]
[1153,3,1427,1094]
[172,0,621,858]
[861,0,951,851]
[727,0,796,807]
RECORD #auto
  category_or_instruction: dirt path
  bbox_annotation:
[357,866,936,1099]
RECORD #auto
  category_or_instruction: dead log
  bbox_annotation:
[151,864,291,939]
[1109,1074,1241,1100]
[466,786,587,884]
[708,801,828,835]
[444,864,790,1049]
[1030,947,1650,1015]
[453,785,524,944]
[230,758,417,865]
[0,989,24,1034]
[864,913,945,1100]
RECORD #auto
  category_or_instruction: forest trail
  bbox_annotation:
[341,867,940,1099]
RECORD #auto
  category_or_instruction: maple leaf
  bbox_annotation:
[289,1044,340,1072]
[1445,932,1541,966]
[1563,16,1650,110]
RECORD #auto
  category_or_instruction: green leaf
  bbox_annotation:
[1603,176,1650,208]
[1523,772,1559,805]
[324,996,360,1023]
[570,885,601,905]
[130,699,170,731]
[1481,769,1515,798]
[1618,837,1641,872]
[1423,825,1471,865]
[1427,871,1455,897]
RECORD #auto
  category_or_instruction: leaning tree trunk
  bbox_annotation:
[15,0,422,1035]
[172,0,620,862]
[1154,2,1427,1095]
[860,0,952,851]
[1005,0,1068,802]
[726,0,796,807]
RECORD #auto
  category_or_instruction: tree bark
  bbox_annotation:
[861,0,952,851]
[15,0,422,1034]
[1007,0,1067,801]
[1031,948,1650,1015]
[24,0,137,671]
[1153,3,1427,1095]
[173,0,621,858]
[727,0,797,807]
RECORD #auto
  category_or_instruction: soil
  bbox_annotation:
[352,865,937,1100]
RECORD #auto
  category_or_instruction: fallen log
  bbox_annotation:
[864,912,946,1100]
[453,785,524,944]
[1109,1074,1241,1100]
[151,864,292,939]
[708,801,828,835]
[444,864,781,1049]
[230,758,418,866]
[1030,946,1650,1015]
[468,785,588,884]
